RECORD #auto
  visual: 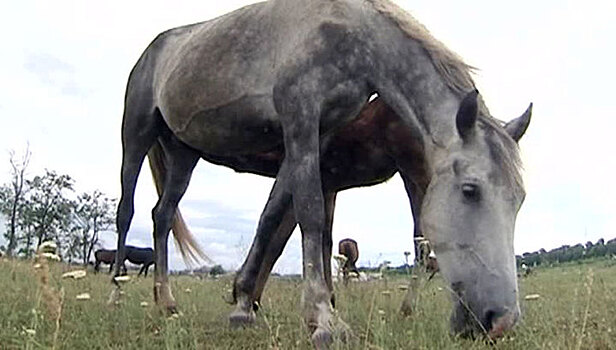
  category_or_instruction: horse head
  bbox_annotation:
[421,90,531,338]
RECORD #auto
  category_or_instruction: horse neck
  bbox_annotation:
[364,25,466,177]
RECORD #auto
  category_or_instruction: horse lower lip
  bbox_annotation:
[487,311,517,338]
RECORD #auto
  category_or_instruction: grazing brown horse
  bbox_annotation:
[338,239,359,284]
[114,0,532,344]
[94,249,117,274]
[126,246,156,277]
[96,246,154,277]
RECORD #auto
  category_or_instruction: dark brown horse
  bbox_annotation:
[125,246,155,277]
[338,239,359,284]
[95,246,154,277]
[94,249,117,274]
[114,0,533,344]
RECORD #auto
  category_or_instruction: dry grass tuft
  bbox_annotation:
[32,242,65,350]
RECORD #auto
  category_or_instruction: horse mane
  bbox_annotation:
[366,0,476,96]
[366,0,524,191]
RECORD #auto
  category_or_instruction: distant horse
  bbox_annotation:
[95,246,154,276]
[519,263,533,277]
[94,249,117,274]
[338,239,359,284]
[414,236,439,279]
[425,254,440,281]
[113,0,532,343]
[126,246,155,277]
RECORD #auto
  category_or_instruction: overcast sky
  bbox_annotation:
[1,0,615,273]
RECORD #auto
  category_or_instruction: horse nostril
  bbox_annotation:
[484,308,517,338]
[484,309,499,328]
[451,281,464,295]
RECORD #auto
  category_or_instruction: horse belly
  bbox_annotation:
[166,95,283,156]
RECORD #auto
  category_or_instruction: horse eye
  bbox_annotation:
[461,183,480,201]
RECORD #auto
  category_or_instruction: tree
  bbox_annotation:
[20,170,74,258]
[0,147,31,256]
[71,190,116,265]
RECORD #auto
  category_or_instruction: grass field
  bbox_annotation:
[1,257,615,349]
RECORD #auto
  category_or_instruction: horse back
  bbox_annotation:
[125,246,155,264]
[130,1,367,155]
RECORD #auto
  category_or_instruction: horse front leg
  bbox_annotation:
[399,173,427,316]
[283,120,337,349]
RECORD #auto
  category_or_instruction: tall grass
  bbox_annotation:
[0,257,614,349]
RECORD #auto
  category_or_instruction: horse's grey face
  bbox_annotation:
[421,91,531,338]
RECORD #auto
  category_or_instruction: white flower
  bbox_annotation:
[76,293,91,300]
[39,241,57,253]
[114,275,131,283]
[40,253,61,261]
[62,270,87,279]
[140,301,149,307]
[24,328,36,336]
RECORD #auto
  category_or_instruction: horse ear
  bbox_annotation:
[456,89,479,141]
[504,103,532,142]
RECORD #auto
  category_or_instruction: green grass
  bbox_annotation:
[1,258,615,349]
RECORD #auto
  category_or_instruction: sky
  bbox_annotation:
[1,0,615,274]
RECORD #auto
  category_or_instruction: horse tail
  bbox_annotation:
[147,140,213,266]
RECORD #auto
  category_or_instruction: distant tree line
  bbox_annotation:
[171,264,226,277]
[0,149,116,265]
[516,237,616,268]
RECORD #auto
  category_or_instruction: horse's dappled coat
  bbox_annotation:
[113,0,532,346]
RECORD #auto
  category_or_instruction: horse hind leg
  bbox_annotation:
[151,132,199,313]
[113,107,164,281]
[322,192,337,307]
[138,264,146,277]
[143,262,153,277]
[231,198,296,327]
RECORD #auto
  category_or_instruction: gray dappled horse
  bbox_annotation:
[113,0,531,346]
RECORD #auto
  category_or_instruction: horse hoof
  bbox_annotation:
[311,327,333,350]
[333,318,353,344]
[229,310,256,328]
